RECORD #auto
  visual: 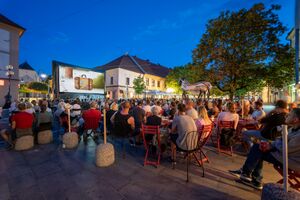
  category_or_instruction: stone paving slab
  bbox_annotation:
[0,136,285,200]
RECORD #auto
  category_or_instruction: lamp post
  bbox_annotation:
[4,65,14,104]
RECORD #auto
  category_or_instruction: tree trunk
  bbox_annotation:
[229,92,234,100]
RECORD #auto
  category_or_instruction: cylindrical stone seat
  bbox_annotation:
[261,183,300,200]
[95,143,115,167]
[15,135,34,151]
[38,130,53,144]
[62,132,78,149]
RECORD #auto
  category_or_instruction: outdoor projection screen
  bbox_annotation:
[58,65,104,94]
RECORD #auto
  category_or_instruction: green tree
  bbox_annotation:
[193,3,287,99]
[264,45,295,90]
[133,76,146,96]
[165,64,203,94]
[27,82,48,91]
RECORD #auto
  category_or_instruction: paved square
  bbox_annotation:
[0,135,282,200]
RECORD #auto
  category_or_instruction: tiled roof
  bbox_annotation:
[19,62,35,71]
[95,54,170,78]
[0,13,25,36]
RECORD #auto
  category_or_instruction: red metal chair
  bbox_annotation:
[197,124,213,165]
[274,165,300,191]
[82,113,101,143]
[141,125,161,167]
[217,121,234,155]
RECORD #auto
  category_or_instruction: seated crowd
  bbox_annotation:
[0,97,299,191]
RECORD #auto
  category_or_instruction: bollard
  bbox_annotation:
[62,104,78,149]
[95,109,115,167]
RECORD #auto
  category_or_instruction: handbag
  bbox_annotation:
[74,74,93,90]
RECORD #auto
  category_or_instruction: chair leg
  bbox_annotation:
[186,154,190,182]
[201,150,209,163]
[199,151,204,177]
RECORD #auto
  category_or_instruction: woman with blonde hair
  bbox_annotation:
[195,106,212,135]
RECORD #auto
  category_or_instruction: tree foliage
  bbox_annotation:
[264,45,295,89]
[27,82,48,91]
[192,3,292,99]
[165,63,206,94]
[133,76,146,95]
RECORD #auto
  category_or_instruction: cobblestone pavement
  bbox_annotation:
[0,126,283,200]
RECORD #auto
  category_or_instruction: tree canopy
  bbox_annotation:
[133,76,146,96]
[191,3,294,99]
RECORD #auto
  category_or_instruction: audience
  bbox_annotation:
[230,108,300,190]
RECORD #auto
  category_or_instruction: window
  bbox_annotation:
[110,77,113,85]
[0,28,10,52]
[0,28,10,79]
[146,78,149,86]
[126,77,130,85]
[152,80,155,87]
[157,81,160,88]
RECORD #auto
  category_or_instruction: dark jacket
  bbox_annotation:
[260,111,287,140]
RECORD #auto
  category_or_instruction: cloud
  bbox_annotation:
[48,31,70,43]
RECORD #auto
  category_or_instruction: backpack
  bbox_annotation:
[220,128,236,147]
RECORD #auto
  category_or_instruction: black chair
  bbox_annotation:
[173,131,204,182]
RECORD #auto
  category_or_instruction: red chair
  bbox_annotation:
[197,124,213,165]
[274,165,300,191]
[141,125,161,167]
[217,121,234,155]
[82,112,101,143]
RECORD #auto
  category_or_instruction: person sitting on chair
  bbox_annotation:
[82,101,101,141]
[170,103,197,164]
[242,100,288,151]
[1,103,34,149]
[111,101,135,139]
[229,108,300,190]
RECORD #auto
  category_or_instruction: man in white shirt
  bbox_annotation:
[251,101,265,121]
[185,100,198,120]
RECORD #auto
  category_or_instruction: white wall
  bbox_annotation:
[19,69,40,83]
[105,68,119,86]
[118,68,142,87]
[105,68,143,99]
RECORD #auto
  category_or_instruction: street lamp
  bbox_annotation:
[4,65,14,104]
[40,73,49,99]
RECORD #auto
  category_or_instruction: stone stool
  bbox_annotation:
[261,183,300,200]
[38,130,53,144]
[95,143,115,167]
[62,132,78,149]
[15,135,34,151]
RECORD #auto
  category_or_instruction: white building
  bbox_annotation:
[95,53,170,99]
[19,61,40,83]
[0,14,25,106]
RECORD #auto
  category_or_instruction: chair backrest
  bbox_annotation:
[198,124,213,147]
[142,125,160,135]
[218,121,234,130]
[183,131,199,151]
[83,110,101,130]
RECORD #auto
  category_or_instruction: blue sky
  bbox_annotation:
[0,0,294,74]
